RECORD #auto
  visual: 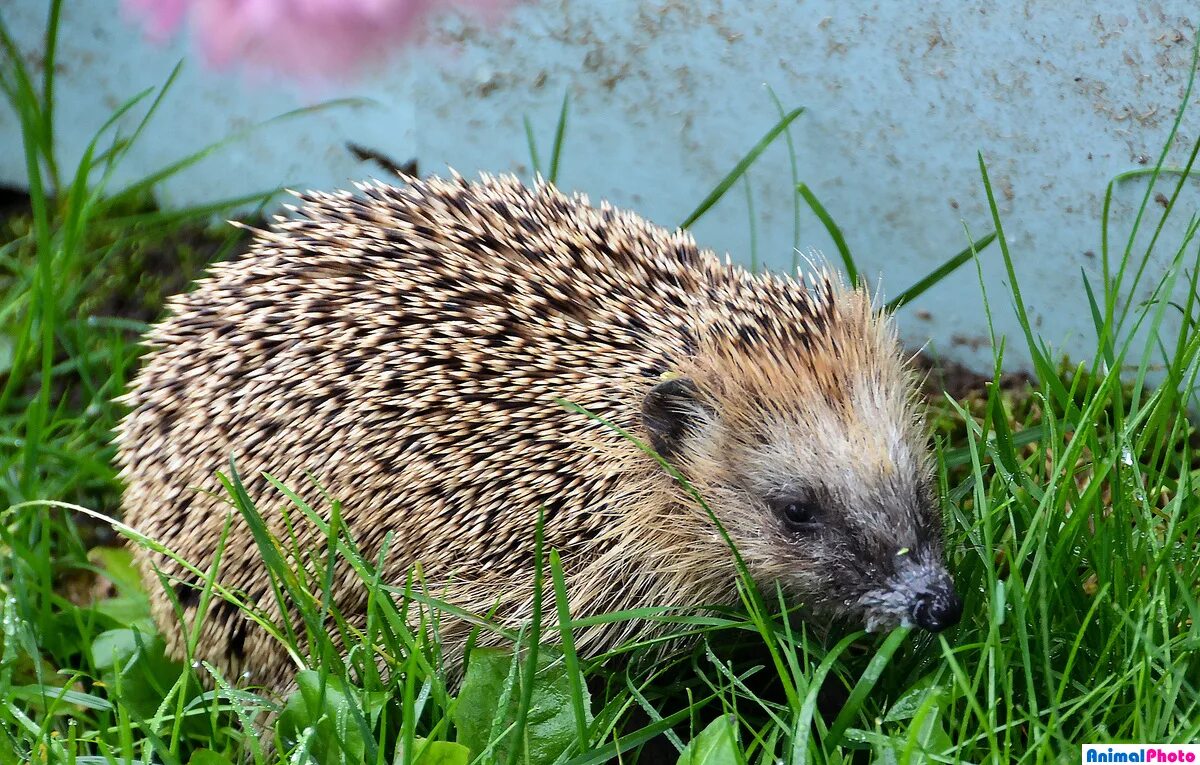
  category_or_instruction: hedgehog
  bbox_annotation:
[115,173,962,689]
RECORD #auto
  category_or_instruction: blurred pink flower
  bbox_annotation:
[124,0,517,80]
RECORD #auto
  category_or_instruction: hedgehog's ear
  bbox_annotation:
[641,377,711,459]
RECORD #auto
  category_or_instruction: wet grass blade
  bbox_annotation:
[824,628,908,748]
[550,549,590,746]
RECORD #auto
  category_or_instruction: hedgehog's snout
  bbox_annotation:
[910,583,962,632]
[858,557,962,634]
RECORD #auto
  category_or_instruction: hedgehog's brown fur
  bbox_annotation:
[116,173,956,690]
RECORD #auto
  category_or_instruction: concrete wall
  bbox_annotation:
[3,2,1198,373]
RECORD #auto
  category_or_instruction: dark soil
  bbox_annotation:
[913,351,1032,403]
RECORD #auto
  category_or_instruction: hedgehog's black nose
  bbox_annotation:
[911,588,962,632]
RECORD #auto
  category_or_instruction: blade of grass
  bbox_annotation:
[38,0,63,189]
[679,107,804,229]
[977,153,1074,410]
[743,174,758,272]
[548,92,569,185]
[886,231,997,311]
[505,507,546,765]
[549,549,590,746]
[766,86,802,271]
[798,182,857,285]
[824,628,909,749]
[100,97,369,215]
[523,115,542,177]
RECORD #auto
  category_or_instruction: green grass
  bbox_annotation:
[3,4,1200,764]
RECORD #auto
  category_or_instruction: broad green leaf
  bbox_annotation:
[454,648,514,757]
[89,627,178,720]
[869,734,901,765]
[90,545,145,594]
[93,594,152,628]
[278,670,379,764]
[394,738,471,765]
[454,647,591,765]
[883,677,944,723]
[901,689,952,763]
[188,750,236,765]
[89,627,141,670]
[676,715,739,765]
[914,709,952,760]
[521,653,590,764]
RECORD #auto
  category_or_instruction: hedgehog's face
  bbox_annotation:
[642,375,962,634]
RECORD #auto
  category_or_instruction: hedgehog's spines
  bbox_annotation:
[116,172,932,688]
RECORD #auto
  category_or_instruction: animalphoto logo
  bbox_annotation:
[1082,745,1200,762]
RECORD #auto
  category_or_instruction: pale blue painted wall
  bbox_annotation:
[3,2,1198,373]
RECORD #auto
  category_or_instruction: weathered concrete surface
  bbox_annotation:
[2,2,1198,373]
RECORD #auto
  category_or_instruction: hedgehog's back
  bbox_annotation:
[115,175,717,679]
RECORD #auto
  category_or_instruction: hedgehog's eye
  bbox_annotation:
[775,498,820,530]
